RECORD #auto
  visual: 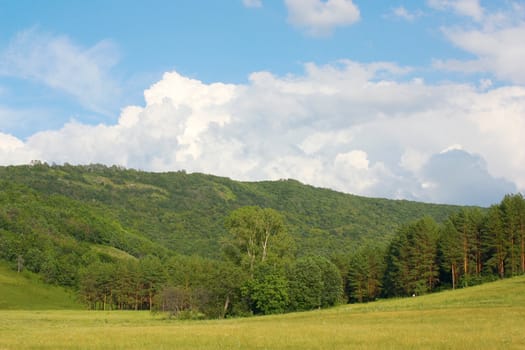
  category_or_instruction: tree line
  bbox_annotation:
[75,194,524,318]
[76,206,343,318]
[347,193,525,301]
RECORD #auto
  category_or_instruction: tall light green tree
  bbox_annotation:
[224,206,286,272]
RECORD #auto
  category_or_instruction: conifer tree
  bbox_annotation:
[439,219,463,289]
[348,244,384,301]
[484,205,506,278]
[383,217,439,296]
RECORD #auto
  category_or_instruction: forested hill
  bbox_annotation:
[1,163,463,258]
[0,163,463,260]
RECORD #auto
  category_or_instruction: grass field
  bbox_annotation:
[1,274,524,349]
[0,262,81,310]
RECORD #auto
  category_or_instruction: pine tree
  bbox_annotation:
[383,217,439,296]
[484,205,506,278]
[448,209,484,285]
[439,219,463,289]
[348,244,383,301]
[410,217,440,294]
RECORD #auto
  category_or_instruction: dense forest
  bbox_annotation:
[1,163,523,318]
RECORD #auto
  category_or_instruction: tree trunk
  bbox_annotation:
[451,263,456,290]
[261,229,270,262]
[248,238,256,272]
[463,234,469,283]
[17,255,24,273]
[520,221,525,273]
[222,295,230,318]
[499,246,505,278]
[476,240,483,277]
[521,235,525,273]
[428,262,434,291]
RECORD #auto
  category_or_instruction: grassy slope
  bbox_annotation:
[1,276,523,349]
[0,262,81,310]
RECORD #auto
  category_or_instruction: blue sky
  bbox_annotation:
[1,0,524,206]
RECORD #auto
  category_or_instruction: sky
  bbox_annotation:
[0,0,524,206]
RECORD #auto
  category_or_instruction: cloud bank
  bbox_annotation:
[1,61,523,206]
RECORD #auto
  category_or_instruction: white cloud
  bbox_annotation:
[0,132,38,164]
[417,149,516,206]
[0,28,121,115]
[331,150,392,194]
[427,0,484,21]
[243,0,262,8]
[1,62,524,206]
[400,149,427,173]
[285,0,360,37]
[0,132,26,152]
[390,6,423,22]
[435,23,525,85]
[478,79,492,90]
[429,1,525,85]
[336,150,369,170]
[440,144,463,153]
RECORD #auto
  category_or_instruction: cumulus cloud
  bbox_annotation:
[0,28,121,115]
[242,0,262,8]
[417,149,516,206]
[285,0,360,36]
[332,150,394,194]
[0,132,38,165]
[1,62,524,206]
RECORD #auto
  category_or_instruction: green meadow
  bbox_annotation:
[0,263,80,310]
[1,274,524,350]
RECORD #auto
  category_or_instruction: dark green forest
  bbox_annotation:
[1,163,523,318]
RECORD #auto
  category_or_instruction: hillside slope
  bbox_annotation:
[0,262,81,310]
[0,163,465,259]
